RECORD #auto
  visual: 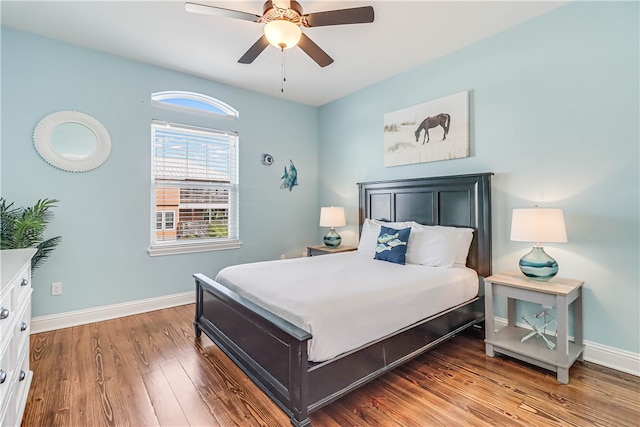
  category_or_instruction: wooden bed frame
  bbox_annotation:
[194,172,492,426]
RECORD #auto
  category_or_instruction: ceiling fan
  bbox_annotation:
[184,1,375,67]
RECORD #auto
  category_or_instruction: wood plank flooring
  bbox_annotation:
[24,304,639,426]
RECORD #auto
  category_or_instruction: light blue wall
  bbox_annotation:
[318,2,639,353]
[1,28,319,317]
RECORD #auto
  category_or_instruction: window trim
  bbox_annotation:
[148,239,241,257]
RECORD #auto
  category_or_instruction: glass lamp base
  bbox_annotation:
[519,246,558,281]
[323,228,342,248]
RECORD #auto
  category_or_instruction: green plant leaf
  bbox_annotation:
[0,197,61,271]
[32,236,62,270]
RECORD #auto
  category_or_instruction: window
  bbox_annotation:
[151,91,238,118]
[165,211,175,230]
[148,93,240,256]
[156,211,176,231]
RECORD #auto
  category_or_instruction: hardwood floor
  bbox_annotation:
[24,304,639,426]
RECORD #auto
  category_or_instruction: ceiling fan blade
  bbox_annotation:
[303,6,374,27]
[238,36,270,64]
[297,33,333,67]
[185,2,261,22]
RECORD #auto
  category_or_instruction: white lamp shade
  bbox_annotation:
[510,208,568,243]
[264,20,302,49]
[319,206,346,228]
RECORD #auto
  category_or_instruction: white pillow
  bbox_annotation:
[357,219,380,257]
[452,227,474,266]
[405,222,474,267]
[357,219,412,257]
[405,226,458,267]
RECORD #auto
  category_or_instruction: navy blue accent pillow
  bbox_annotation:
[374,225,411,265]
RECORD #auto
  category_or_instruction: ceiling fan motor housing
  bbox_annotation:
[262,1,304,25]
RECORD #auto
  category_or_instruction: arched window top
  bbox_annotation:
[151,91,238,119]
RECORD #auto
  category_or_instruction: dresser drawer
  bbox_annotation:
[13,302,31,365]
[13,264,31,314]
[12,344,32,424]
[0,286,14,342]
[0,340,13,415]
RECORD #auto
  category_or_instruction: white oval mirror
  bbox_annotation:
[50,122,99,160]
[34,111,111,172]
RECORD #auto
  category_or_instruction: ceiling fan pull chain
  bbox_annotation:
[281,47,286,93]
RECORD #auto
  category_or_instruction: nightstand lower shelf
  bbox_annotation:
[486,325,584,375]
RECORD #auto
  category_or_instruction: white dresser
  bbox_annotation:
[0,248,35,427]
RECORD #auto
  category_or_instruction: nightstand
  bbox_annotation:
[306,245,357,257]
[484,270,584,384]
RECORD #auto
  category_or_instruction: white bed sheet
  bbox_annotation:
[215,251,478,362]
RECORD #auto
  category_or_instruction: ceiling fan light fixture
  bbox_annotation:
[264,19,302,50]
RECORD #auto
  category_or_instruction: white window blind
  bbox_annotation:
[150,120,239,255]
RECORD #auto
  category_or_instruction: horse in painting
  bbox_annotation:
[414,113,450,144]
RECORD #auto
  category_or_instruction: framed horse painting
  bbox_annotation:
[383,90,469,167]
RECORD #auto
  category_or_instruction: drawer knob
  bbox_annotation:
[20,278,29,287]
[0,308,9,320]
[19,371,26,382]
[20,321,28,332]
[0,370,6,384]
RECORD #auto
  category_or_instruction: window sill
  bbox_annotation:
[148,240,242,257]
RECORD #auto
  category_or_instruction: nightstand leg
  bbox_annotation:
[557,367,569,384]
[507,297,517,326]
[557,295,569,359]
[556,295,570,384]
[574,292,584,362]
[484,281,496,357]
[486,343,495,357]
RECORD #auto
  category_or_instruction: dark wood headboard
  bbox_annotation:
[357,173,493,277]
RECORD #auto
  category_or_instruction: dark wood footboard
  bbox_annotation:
[194,273,313,426]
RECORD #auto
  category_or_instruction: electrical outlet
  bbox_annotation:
[51,282,62,296]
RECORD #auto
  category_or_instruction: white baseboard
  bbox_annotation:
[582,340,640,377]
[494,317,639,377]
[30,291,195,334]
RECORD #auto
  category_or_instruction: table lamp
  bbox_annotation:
[510,207,567,281]
[319,206,346,248]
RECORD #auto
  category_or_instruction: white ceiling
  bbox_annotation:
[1,1,567,106]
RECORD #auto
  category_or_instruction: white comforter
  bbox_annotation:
[215,251,478,362]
